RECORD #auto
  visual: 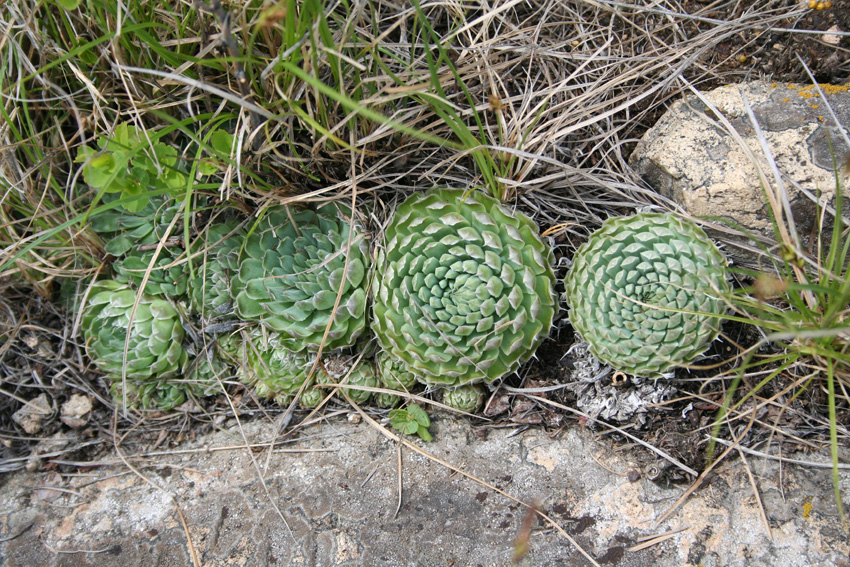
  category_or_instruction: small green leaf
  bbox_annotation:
[198,160,218,176]
[408,404,430,427]
[403,421,419,435]
[120,185,149,213]
[81,153,117,189]
[417,426,433,442]
[210,129,234,154]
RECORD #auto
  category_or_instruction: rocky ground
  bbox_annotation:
[1,416,847,566]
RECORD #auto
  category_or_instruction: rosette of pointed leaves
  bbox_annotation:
[376,351,417,392]
[564,212,729,378]
[238,333,316,406]
[374,392,401,409]
[90,195,182,256]
[81,279,188,382]
[183,351,227,398]
[299,388,326,409]
[109,379,190,411]
[342,361,379,405]
[113,249,188,298]
[372,188,557,387]
[442,384,485,413]
[189,219,246,318]
[233,203,369,352]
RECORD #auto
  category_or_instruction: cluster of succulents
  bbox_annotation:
[79,189,385,411]
[79,170,730,418]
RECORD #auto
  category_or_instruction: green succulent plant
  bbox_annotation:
[299,387,326,409]
[564,212,730,378]
[90,195,182,256]
[189,219,246,318]
[109,378,192,411]
[238,332,316,406]
[442,383,485,413]
[82,279,189,382]
[113,248,188,298]
[372,188,557,387]
[233,203,369,352]
[376,351,417,392]
[183,350,228,398]
[342,360,379,405]
[374,392,401,409]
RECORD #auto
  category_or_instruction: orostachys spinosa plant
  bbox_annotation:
[372,188,557,388]
[564,212,730,378]
[232,202,370,353]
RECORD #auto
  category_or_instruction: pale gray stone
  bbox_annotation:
[630,81,850,262]
[11,393,51,435]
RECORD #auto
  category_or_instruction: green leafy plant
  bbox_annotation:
[189,218,246,318]
[376,351,418,392]
[76,123,188,212]
[81,279,189,381]
[565,212,730,378]
[113,248,188,299]
[89,195,182,257]
[389,404,433,442]
[237,331,316,407]
[233,202,370,352]
[715,139,850,532]
[372,188,557,388]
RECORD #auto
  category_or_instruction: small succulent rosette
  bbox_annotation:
[372,188,557,388]
[81,279,189,382]
[81,279,192,409]
[237,330,318,407]
[233,202,370,352]
[564,212,730,378]
[189,218,246,318]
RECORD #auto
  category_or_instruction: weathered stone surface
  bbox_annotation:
[60,394,93,429]
[630,81,850,260]
[11,393,52,435]
[0,416,847,566]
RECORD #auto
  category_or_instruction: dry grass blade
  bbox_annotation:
[627,527,688,552]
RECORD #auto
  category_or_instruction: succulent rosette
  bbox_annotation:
[189,219,246,318]
[376,350,417,392]
[372,188,557,387]
[374,392,401,409]
[90,195,182,256]
[233,203,369,352]
[109,377,196,411]
[81,279,189,382]
[342,361,379,405]
[238,332,316,406]
[113,248,188,298]
[442,384,485,413]
[564,212,729,378]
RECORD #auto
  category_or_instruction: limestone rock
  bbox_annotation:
[630,81,850,261]
[60,394,92,429]
[11,393,51,435]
